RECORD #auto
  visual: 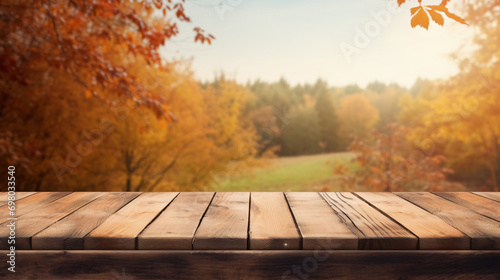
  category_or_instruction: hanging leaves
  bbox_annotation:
[411,6,430,29]
[399,0,468,29]
[427,7,445,26]
[0,0,215,120]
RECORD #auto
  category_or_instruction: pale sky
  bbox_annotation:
[160,0,474,88]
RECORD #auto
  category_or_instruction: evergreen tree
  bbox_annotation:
[315,91,341,152]
[279,108,322,156]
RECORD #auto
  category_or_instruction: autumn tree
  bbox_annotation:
[0,0,213,173]
[399,0,500,190]
[244,106,282,157]
[334,124,453,191]
[366,85,408,133]
[338,94,380,143]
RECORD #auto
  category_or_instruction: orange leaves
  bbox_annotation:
[194,27,216,44]
[411,6,429,29]
[1,0,215,131]
[153,0,163,9]
[427,7,444,26]
[174,3,190,22]
[399,0,468,29]
[411,5,467,29]
[84,90,93,99]
[335,124,452,191]
[428,5,468,26]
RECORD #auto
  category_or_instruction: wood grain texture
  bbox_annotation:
[0,192,36,206]
[2,192,498,253]
[321,192,418,249]
[285,192,358,250]
[0,192,69,222]
[435,192,500,222]
[249,192,301,250]
[32,192,140,249]
[0,192,101,249]
[193,192,249,250]
[85,192,177,250]
[355,192,470,249]
[473,192,500,203]
[3,250,499,280]
[398,192,500,249]
[138,192,214,250]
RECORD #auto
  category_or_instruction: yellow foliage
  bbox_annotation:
[338,94,380,140]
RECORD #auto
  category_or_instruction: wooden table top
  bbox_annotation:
[1,192,499,251]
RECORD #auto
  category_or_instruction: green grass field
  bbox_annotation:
[212,152,356,192]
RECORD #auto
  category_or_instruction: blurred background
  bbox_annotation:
[1,0,499,192]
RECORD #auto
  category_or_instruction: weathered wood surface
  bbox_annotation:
[32,192,140,249]
[249,192,300,249]
[138,192,214,249]
[398,192,500,249]
[193,192,250,250]
[0,192,69,222]
[85,192,177,250]
[355,192,469,249]
[0,192,36,206]
[285,192,358,250]
[0,192,101,249]
[473,192,500,203]
[435,192,500,222]
[0,192,499,251]
[321,192,418,249]
[2,250,499,280]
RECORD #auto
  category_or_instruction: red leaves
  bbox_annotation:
[194,27,216,45]
[335,124,452,191]
[0,132,32,172]
[1,0,214,126]
[174,3,190,22]
[153,0,163,9]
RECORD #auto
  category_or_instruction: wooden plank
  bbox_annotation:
[398,192,500,249]
[0,192,70,222]
[138,192,214,250]
[4,250,500,280]
[0,192,36,206]
[285,192,358,250]
[0,193,7,206]
[435,192,500,222]
[85,192,177,250]
[321,192,417,249]
[0,192,102,249]
[249,192,301,250]
[193,192,249,250]
[32,192,140,250]
[356,192,470,249]
[472,192,500,203]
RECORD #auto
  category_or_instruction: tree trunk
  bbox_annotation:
[126,175,131,192]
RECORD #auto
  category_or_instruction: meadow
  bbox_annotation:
[213,152,356,192]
